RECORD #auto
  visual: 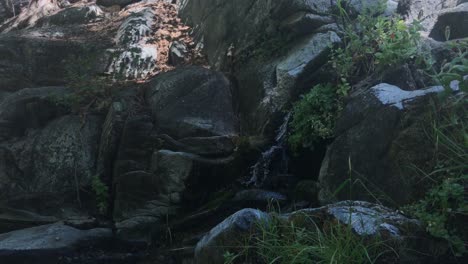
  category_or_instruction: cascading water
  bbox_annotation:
[245,112,291,187]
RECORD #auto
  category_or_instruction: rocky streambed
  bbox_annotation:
[0,0,467,263]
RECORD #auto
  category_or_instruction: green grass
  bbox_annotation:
[404,95,468,256]
[224,214,396,264]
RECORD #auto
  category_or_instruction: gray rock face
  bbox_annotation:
[319,83,455,205]
[0,223,113,263]
[146,66,238,139]
[0,87,103,220]
[429,3,468,41]
[0,0,28,23]
[180,0,403,135]
[0,33,108,91]
[36,5,103,26]
[195,208,270,264]
[398,0,459,33]
[0,223,112,251]
[106,8,158,80]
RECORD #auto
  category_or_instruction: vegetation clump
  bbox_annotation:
[289,0,423,151]
[224,214,394,264]
[404,94,467,256]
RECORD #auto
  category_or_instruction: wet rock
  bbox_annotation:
[168,40,188,66]
[319,83,458,205]
[194,208,270,264]
[146,66,238,139]
[430,3,468,41]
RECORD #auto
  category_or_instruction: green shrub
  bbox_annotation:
[289,83,340,151]
[331,0,422,83]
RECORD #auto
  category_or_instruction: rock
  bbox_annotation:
[319,83,456,205]
[146,66,238,139]
[96,0,137,8]
[398,0,459,33]
[273,31,341,108]
[429,3,468,41]
[106,8,158,80]
[0,33,109,91]
[0,86,70,140]
[0,88,103,218]
[289,201,421,238]
[0,207,58,233]
[0,223,112,262]
[113,149,238,242]
[194,208,270,264]
[0,0,28,23]
[168,41,188,66]
[293,180,320,204]
[231,189,287,208]
[180,0,348,135]
[36,5,104,26]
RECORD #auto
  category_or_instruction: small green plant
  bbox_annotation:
[433,40,468,93]
[331,0,422,83]
[404,95,467,256]
[289,83,341,151]
[91,175,109,215]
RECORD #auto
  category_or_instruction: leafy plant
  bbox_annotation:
[289,83,340,151]
[331,0,422,83]
[91,175,109,215]
[432,40,468,93]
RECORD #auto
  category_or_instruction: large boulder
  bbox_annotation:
[194,208,271,264]
[180,0,403,135]
[319,83,459,206]
[398,0,459,33]
[429,3,468,41]
[146,66,238,139]
[0,87,103,221]
[0,223,133,264]
[0,32,109,91]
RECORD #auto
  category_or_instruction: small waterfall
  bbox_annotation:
[245,113,291,187]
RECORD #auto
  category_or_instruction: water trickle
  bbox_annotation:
[245,113,291,187]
